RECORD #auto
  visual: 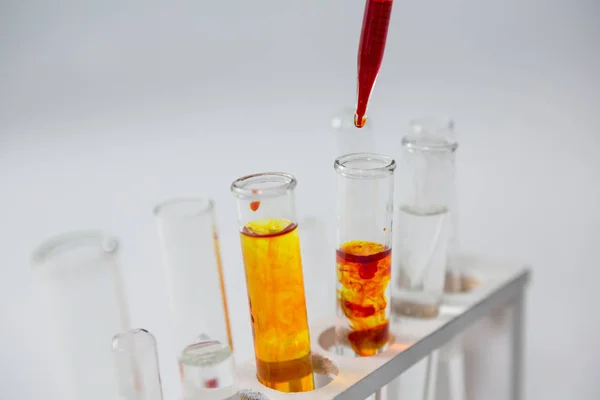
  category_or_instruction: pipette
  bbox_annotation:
[354,0,394,128]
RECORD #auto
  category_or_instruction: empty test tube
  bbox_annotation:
[31,232,130,400]
[154,198,233,352]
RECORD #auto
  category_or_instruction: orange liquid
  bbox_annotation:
[337,241,391,356]
[240,219,314,392]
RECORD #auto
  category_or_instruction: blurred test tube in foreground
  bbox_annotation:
[31,231,130,400]
[179,340,238,400]
[112,328,164,400]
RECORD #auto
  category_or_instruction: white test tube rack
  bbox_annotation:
[235,252,530,400]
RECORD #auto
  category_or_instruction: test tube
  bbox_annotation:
[392,118,457,318]
[153,198,236,398]
[31,231,130,400]
[231,173,314,393]
[334,153,396,357]
[179,340,237,400]
[112,328,164,400]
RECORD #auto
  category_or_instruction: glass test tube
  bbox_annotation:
[154,199,233,350]
[179,341,237,400]
[31,232,130,400]
[438,120,463,294]
[392,118,457,318]
[334,153,396,357]
[112,328,164,400]
[231,173,314,393]
[154,199,236,399]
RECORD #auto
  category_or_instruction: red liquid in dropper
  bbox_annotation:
[355,0,394,128]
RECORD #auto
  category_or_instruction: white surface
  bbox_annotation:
[1,0,599,399]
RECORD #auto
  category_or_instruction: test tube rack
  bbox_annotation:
[236,252,531,400]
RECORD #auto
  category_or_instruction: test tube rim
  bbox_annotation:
[334,152,396,179]
[153,197,215,219]
[230,172,297,200]
[112,328,156,352]
[31,230,119,269]
[404,117,458,152]
[410,117,455,131]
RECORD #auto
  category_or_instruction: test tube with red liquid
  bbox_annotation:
[355,0,394,128]
[334,153,396,357]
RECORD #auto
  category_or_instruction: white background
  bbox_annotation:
[1,0,599,399]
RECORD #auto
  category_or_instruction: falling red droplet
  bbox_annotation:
[250,201,261,212]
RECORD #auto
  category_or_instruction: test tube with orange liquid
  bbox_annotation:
[231,173,314,393]
[334,153,396,357]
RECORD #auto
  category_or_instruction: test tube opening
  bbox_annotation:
[231,172,297,199]
[153,198,215,218]
[404,118,458,152]
[32,231,119,272]
[179,340,237,400]
[334,153,396,179]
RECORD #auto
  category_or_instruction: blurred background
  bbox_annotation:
[1,0,599,399]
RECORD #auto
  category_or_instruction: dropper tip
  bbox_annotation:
[354,113,367,128]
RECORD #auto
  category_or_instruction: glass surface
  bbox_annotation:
[112,328,164,400]
[334,153,396,357]
[179,340,237,400]
[392,118,457,318]
[231,173,314,393]
[154,198,233,355]
[31,231,130,400]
